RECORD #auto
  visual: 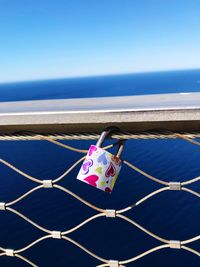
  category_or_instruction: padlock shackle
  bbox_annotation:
[96,127,125,158]
[96,127,119,147]
[116,140,125,158]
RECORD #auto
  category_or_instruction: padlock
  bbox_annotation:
[77,127,125,193]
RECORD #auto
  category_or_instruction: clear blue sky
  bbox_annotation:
[0,0,200,82]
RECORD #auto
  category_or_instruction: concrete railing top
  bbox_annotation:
[0,92,200,133]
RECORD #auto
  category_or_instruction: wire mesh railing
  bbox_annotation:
[0,130,199,267]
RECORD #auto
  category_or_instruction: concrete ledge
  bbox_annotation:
[0,93,200,133]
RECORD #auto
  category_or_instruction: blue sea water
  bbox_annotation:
[1,69,200,101]
[0,69,199,267]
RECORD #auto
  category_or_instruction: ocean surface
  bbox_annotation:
[0,69,199,267]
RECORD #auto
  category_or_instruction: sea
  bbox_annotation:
[0,69,199,267]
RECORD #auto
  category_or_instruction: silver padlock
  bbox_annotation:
[77,127,125,193]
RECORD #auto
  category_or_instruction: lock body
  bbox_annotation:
[77,145,122,193]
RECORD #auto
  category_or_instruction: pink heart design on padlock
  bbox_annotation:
[105,162,116,177]
[88,145,97,156]
[84,175,99,187]
[81,159,93,175]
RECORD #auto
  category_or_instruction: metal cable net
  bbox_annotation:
[0,130,199,267]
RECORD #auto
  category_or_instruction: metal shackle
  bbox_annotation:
[96,127,125,158]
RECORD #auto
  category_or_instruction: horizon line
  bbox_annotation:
[0,67,200,85]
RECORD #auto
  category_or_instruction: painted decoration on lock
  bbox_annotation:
[77,145,122,193]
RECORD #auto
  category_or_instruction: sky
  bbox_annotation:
[0,0,200,83]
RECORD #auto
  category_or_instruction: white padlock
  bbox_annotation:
[77,127,125,193]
